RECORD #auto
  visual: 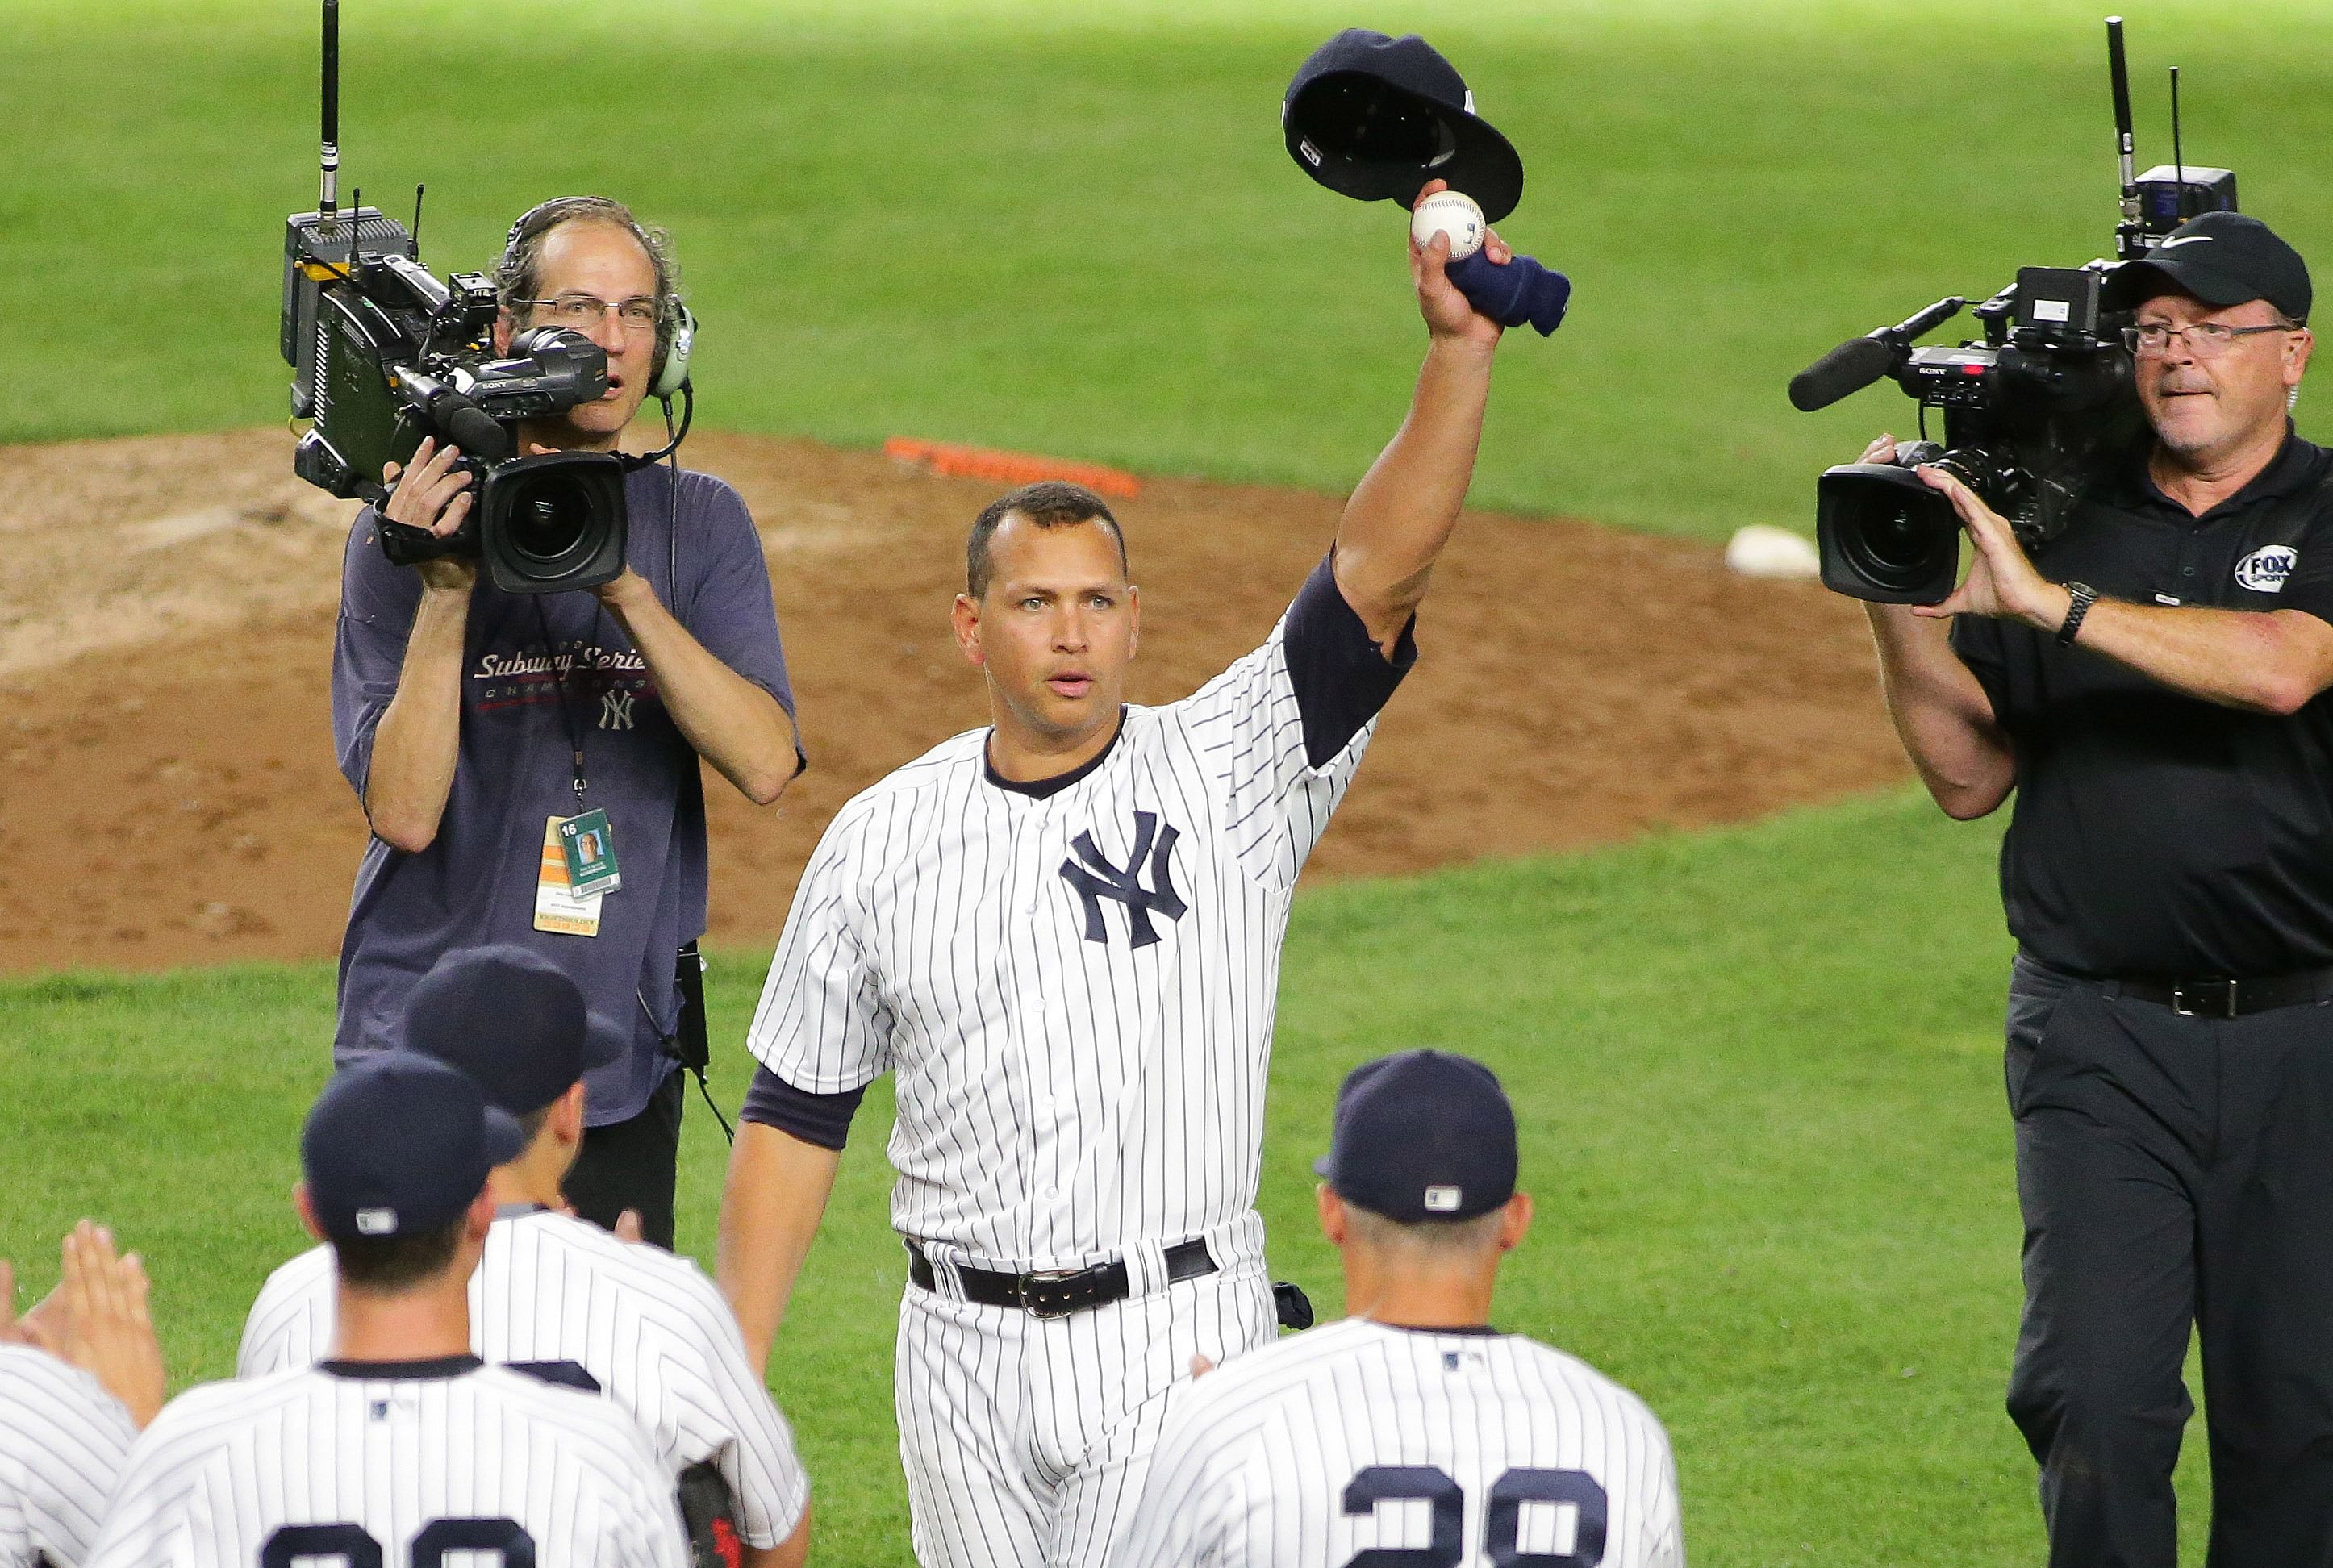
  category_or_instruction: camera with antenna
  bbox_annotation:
[1788,17,2239,604]
[279,1,630,593]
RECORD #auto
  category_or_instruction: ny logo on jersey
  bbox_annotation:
[599,689,636,730]
[1060,811,1188,948]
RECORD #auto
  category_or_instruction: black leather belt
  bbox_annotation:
[906,1237,1217,1319]
[2109,967,2333,1019]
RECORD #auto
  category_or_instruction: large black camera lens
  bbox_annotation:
[503,469,599,562]
[475,452,629,594]
[1815,463,1964,604]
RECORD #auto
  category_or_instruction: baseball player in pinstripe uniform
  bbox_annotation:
[1116,1049,1684,1568]
[1,1223,163,1568]
[236,947,812,1568]
[88,1053,687,1568]
[717,189,1523,1567]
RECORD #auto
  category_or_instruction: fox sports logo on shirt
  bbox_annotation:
[2236,545,2298,593]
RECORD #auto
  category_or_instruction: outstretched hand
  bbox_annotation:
[1410,180,1508,348]
[48,1221,167,1428]
[1908,464,2072,629]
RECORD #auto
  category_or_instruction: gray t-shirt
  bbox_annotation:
[331,462,796,1122]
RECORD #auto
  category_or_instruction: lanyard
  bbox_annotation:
[532,598,604,812]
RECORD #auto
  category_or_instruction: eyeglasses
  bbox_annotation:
[2122,320,2294,359]
[514,293,662,332]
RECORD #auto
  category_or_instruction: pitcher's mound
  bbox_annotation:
[0,428,1905,974]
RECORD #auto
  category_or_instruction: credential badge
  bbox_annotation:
[2236,545,2298,593]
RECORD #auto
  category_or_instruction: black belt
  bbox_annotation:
[2107,967,2333,1019]
[906,1237,1217,1319]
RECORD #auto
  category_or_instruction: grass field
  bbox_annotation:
[9,2,2287,1560]
[10,0,2333,539]
[0,791,2222,1563]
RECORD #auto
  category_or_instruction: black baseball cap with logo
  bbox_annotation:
[302,1053,525,1242]
[2102,211,2313,323]
[400,945,624,1118]
[1283,30,1525,224]
[1313,1049,1519,1222]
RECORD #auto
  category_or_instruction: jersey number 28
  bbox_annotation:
[1342,1465,1607,1567]
[260,1517,534,1566]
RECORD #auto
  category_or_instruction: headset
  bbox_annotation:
[499,196,697,402]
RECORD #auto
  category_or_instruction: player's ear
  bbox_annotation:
[1317,1183,1347,1245]
[464,1186,498,1243]
[292,1183,327,1243]
[1126,583,1141,661]
[553,1081,587,1146]
[1498,1192,1533,1253]
[493,309,515,357]
[951,593,986,667]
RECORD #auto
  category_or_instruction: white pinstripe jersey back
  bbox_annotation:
[0,1345,138,1568]
[1116,1318,1684,1568]
[748,607,1377,1268]
[83,1361,687,1567]
[233,1208,809,1549]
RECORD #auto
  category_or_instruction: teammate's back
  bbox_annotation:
[107,1050,688,1567]
[1123,1316,1679,1566]
[1116,1048,1687,1568]
[239,1204,808,1544]
[86,1358,685,1568]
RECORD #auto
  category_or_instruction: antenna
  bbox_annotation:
[412,183,426,256]
[2106,19,2136,203]
[319,0,340,231]
[2106,16,2144,258]
[2169,65,2186,216]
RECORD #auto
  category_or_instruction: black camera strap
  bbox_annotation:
[532,597,603,811]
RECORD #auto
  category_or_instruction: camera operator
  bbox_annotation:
[1861,211,2333,1566]
[332,196,802,1251]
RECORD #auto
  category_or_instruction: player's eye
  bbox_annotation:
[1088,594,1114,609]
[1020,597,1045,611]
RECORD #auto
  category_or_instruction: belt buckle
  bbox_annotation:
[1016,1267,1088,1320]
[2172,978,2236,1018]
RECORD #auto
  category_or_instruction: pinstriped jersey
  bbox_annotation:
[1116,1318,1684,1568]
[84,1358,687,1567]
[234,1207,808,1549]
[0,1346,138,1568]
[747,562,1403,1268]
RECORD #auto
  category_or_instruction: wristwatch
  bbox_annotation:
[2055,582,2098,647]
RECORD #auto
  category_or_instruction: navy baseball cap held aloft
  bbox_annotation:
[1314,1049,1519,1222]
[2102,211,2313,323]
[1283,30,1525,223]
[401,945,625,1117]
[302,1054,525,1241]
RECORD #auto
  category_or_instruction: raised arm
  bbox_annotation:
[1915,461,2333,716]
[596,569,800,805]
[1853,437,2018,819]
[359,439,480,853]
[1332,181,1509,653]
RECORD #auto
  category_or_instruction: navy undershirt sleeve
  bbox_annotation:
[740,1065,866,1151]
[1283,552,1419,769]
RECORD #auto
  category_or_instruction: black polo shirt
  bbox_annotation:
[1952,428,2333,977]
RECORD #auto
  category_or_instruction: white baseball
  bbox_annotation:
[1410,190,1485,261]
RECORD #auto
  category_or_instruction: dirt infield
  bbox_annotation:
[0,428,1909,974]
